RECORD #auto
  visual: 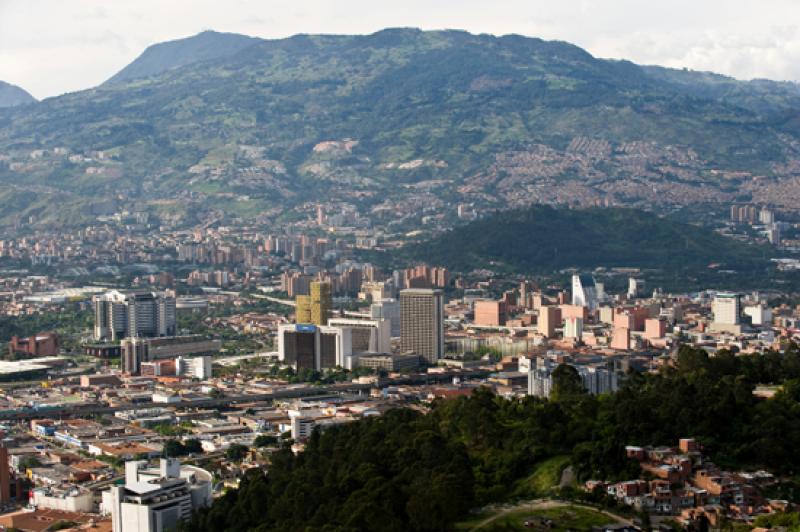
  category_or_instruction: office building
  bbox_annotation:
[327,318,391,355]
[93,290,176,341]
[121,336,220,376]
[571,274,598,310]
[102,458,212,532]
[357,353,420,372]
[400,289,445,364]
[371,298,400,337]
[295,281,332,326]
[711,293,740,330]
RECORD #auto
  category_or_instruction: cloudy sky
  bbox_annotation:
[2,0,800,99]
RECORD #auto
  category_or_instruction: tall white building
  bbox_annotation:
[571,274,598,310]
[102,458,212,532]
[712,293,740,325]
[711,292,742,334]
[94,290,176,341]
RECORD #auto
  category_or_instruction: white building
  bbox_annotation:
[711,293,742,334]
[102,458,212,532]
[744,305,772,326]
[564,317,584,339]
[176,356,212,380]
[572,274,598,310]
[31,487,94,513]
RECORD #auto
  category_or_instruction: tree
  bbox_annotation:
[184,439,203,454]
[551,363,585,401]
[254,434,277,447]
[225,444,248,462]
[163,440,188,457]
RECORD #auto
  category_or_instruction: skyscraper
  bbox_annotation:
[400,288,444,364]
[571,274,598,310]
[310,281,332,326]
[93,290,176,341]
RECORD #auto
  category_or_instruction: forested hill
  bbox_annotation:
[5,29,800,226]
[183,346,800,531]
[407,206,767,274]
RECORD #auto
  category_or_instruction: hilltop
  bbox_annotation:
[406,206,768,277]
[105,30,262,84]
[0,81,36,108]
[3,28,800,227]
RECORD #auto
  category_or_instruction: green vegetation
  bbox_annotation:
[164,438,203,457]
[184,344,800,531]
[4,29,800,226]
[0,304,91,344]
[409,205,767,275]
[511,455,571,498]
[225,444,249,462]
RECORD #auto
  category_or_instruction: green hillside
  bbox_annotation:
[3,28,800,227]
[407,206,768,274]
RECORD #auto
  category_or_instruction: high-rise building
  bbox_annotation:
[627,278,644,299]
[310,281,332,326]
[93,290,176,342]
[537,306,561,338]
[711,292,742,334]
[295,295,312,323]
[712,293,740,325]
[278,324,356,370]
[571,274,598,310]
[400,289,444,364]
[371,298,401,337]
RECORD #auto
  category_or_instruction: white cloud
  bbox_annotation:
[1,0,800,98]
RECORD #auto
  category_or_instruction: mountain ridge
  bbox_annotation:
[3,28,800,228]
[0,80,36,108]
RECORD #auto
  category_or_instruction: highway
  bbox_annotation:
[0,370,491,422]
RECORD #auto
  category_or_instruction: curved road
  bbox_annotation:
[469,498,633,531]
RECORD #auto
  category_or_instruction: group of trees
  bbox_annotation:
[184,345,800,531]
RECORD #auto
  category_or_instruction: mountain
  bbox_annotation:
[105,30,262,84]
[406,205,768,278]
[4,28,800,228]
[0,81,36,108]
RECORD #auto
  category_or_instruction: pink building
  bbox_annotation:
[645,318,667,340]
[538,306,561,338]
[474,300,507,326]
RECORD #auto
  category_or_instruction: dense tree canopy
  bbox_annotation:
[185,344,800,531]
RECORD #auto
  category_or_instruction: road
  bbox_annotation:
[469,498,633,531]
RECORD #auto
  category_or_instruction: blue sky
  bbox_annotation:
[2,0,800,99]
